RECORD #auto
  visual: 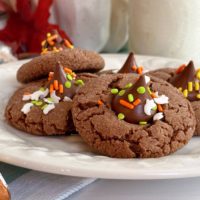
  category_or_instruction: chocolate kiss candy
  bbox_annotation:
[169,60,199,101]
[118,52,138,73]
[112,75,156,123]
[47,62,81,99]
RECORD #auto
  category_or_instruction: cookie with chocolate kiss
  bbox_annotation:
[72,73,196,158]
[147,61,200,135]
[17,48,105,83]
[5,63,86,136]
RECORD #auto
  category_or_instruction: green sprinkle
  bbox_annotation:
[35,101,43,106]
[128,94,134,102]
[65,81,72,88]
[41,104,48,110]
[39,87,45,91]
[139,121,147,125]
[118,113,125,120]
[47,97,53,103]
[137,86,146,94]
[75,79,84,86]
[31,100,43,106]
[125,83,133,89]
[31,100,37,105]
[152,105,157,111]
[147,87,152,94]
[118,90,125,96]
[111,88,119,94]
[66,74,73,81]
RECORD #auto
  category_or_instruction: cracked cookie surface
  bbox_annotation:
[146,68,175,82]
[72,74,196,158]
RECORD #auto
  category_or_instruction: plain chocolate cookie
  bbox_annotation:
[17,48,105,83]
[72,74,196,158]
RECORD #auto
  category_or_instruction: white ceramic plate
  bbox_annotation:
[1,54,200,180]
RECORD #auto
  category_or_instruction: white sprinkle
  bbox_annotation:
[31,90,45,101]
[0,173,7,188]
[44,98,53,104]
[22,94,31,101]
[43,104,55,114]
[144,99,156,115]
[154,95,169,104]
[40,88,49,98]
[22,88,49,101]
[154,92,159,97]
[50,91,61,103]
[63,96,72,102]
[144,75,150,84]
[21,103,33,114]
[153,112,164,121]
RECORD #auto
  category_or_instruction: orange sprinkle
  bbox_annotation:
[176,64,186,74]
[47,39,54,46]
[151,93,157,98]
[72,72,76,78]
[49,72,54,78]
[49,34,58,40]
[47,35,58,46]
[54,80,59,90]
[64,39,74,49]
[157,104,163,112]
[98,100,103,106]
[133,98,141,106]
[59,84,64,94]
[132,66,137,71]
[137,66,143,74]
[119,99,134,109]
[48,72,54,81]
[50,84,54,94]
[41,40,46,46]
[64,67,73,74]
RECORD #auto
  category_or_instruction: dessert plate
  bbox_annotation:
[0,54,200,180]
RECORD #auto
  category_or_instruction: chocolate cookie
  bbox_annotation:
[5,63,86,136]
[146,67,176,82]
[147,61,200,135]
[17,48,105,83]
[72,74,196,158]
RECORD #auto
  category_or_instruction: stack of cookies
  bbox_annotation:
[4,31,198,159]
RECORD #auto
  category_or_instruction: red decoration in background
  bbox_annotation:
[0,0,72,56]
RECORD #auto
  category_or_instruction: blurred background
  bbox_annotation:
[0,0,200,62]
